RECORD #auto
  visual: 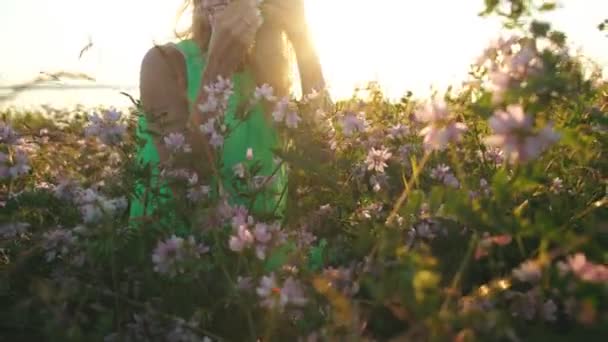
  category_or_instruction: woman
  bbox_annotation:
[129,0,326,229]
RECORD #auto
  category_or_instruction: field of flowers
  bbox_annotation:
[2,3,608,341]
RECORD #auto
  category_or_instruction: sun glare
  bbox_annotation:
[303,0,503,100]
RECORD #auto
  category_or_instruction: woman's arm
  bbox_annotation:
[139,44,201,197]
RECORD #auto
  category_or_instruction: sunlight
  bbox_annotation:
[303,0,503,99]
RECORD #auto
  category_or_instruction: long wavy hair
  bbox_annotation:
[175,0,293,99]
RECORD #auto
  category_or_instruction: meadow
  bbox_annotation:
[1,2,608,341]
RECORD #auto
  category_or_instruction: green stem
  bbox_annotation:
[440,232,478,313]
[386,152,431,224]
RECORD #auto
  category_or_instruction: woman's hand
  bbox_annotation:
[205,0,263,76]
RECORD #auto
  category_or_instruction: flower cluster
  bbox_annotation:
[430,164,460,188]
[152,235,210,277]
[84,109,127,145]
[256,273,308,311]
[228,207,285,260]
[198,76,234,149]
[0,122,30,180]
[478,37,544,103]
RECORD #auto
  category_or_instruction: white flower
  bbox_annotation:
[254,84,276,102]
[365,146,392,173]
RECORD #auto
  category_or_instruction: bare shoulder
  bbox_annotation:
[139,43,190,129]
[140,43,186,88]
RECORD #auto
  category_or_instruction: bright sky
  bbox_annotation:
[0,0,606,108]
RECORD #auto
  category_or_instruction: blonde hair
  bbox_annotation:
[176,0,293,99]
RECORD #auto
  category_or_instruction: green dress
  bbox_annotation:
[129,39,287,230]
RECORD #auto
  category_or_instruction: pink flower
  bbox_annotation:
[416,100,467,152]
[365,146,392,173]
[254,223,272,244]
[152,235,185,276]
[566,253,608,284]
[228,225,254,252]
[484,105,559,163]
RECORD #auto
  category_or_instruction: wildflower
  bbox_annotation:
[257,273,280,309]
[152,235,185,276]
[566,253,608,284]
[0,121,20,145]
[280,277,308,307]
[340,112,367,136]
[209,132,224,149]
[163,132,191,153]
[285,111,302,129]
[416,100,467,152]
[187,185,211,203]
[484,105,559,163]
[254,83,276,102]
[0,148,30,179]
[42,228,77,262]
[364,146,392,173]
[257,274,308,311]
[512,260,542,283]
[254,223,272,244]
[84,109,127,145]
[0,222,30,239]
[478,147,505,165]
[388,123,410,139]
[246,147,254,160]
[237,276,254,291]
[272,97,290,122]
[370,173,389,192]
[542,299,558,322]
[430,164,459,188]
[228,225,255,252]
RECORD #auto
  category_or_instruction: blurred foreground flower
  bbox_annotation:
[416,100,467,152]
[484,105,559,163]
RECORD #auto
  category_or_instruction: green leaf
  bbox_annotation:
[264,242,295,272]
[308,239,327,272]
